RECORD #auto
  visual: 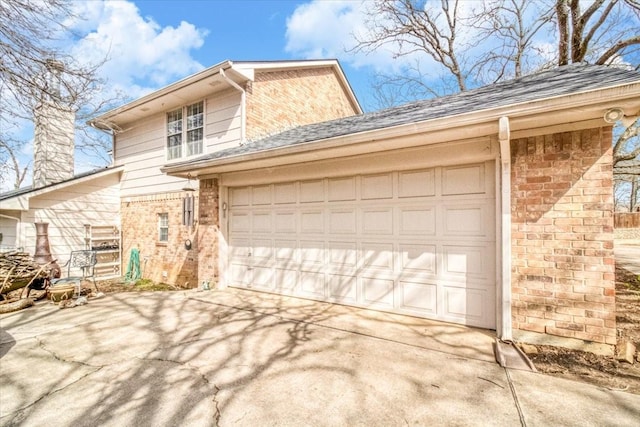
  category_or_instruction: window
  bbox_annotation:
[167,101,203,160]
[158,213,169,242]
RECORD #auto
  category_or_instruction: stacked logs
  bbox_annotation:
[0,251,52,295]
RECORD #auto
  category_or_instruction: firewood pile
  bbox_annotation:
[0,251,52,295]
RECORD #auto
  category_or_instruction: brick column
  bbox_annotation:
[511,127,616,347]
[197,178,220,287]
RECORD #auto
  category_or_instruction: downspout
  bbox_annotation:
[499,116,513,341]
[0,213,22,250]
[219,68,246,144]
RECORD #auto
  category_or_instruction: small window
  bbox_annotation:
[158,213,169,242]
[167,101,203,160]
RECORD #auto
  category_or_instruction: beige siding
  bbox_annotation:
[0,210,22,250]
[115,89,242,198]
[20,174,121,263]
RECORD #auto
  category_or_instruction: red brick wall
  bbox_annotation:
[197,178,219,287]
[121,192,198,287]
[246,67,359,142]
[511,127,616,345]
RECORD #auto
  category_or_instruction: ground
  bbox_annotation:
[5,272,640,395]
[524,266,640,394]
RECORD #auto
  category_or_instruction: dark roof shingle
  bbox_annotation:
[168,64,640,168]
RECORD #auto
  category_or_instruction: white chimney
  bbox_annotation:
[33,60,75,188]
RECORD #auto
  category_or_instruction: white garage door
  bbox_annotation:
[227,161,496,328]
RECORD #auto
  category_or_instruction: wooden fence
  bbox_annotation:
[615,213,640,228]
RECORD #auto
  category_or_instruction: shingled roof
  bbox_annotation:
[166,63,640,169]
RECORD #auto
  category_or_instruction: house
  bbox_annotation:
[153,63,637,353]
[1,59,360,281]
[4,60,640,354]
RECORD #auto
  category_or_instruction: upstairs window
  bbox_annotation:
[167,101,204,160]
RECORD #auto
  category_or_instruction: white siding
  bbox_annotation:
[20,174,121,264]
[0,210,22,251]
[115,88,242,197]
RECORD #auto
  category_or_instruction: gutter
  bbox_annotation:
[498,116,513,341]
[219,68,246,143]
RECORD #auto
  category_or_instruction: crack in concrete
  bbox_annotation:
[36,337,102,369]
[135,355,221,425]
[504,368,527,427]
[2,364,103,426]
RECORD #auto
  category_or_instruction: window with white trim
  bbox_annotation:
[166,101,204,160]
[158,213,169,242]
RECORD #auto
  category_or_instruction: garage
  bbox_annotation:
[226,158,496,329]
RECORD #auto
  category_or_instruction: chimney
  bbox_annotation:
[33,60,75,188]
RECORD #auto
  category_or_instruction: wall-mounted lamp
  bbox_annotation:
[604,108,639,127]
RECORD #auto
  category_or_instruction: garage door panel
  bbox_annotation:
[400,244,436,273]
[328,177,356,201]
[442,164,486,195]
[251,239,273,260]
[230,187,250,206]
[399,169,435,198]
[362,208,393,235]
[361,242,394,271]
[300,241,324,267]
[275,211,297,233]
[301,210,324,233]
[328,275,357,303]
[252,266,274,290]
[230,263,251,285]
[399,281,437,314]
[230,238,251,259]
[300,271,325,298]
[399,207,436,235]
[361,276,394,308]
[362,173,393,200]
[275,240,297,262]
[328,241,357,267]
[227,161,496,329]
[230,212,250,233]
[300,180,324,203]
[275,268,298,293]
[252,185,272,205]
[442,286,488,326]
[442,244,494,280]
[442,204,488,237]
[329,209,357,234]
[252,212,271,232]
[274,182,297,204]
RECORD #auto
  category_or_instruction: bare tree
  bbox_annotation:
[355,0,640,104]
[0,0,115,190]
[353,0,640,208]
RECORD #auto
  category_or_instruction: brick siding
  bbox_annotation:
[245,67,359,142]
[197,178,220,287]
[121,192,199,287]
[511,127,616,345]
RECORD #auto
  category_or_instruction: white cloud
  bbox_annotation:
[69,0,208,99]
[285,0,402,72]
[1,0,208,191]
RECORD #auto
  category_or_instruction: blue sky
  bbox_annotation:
[4,0,638,192]
[71,0,385,111]
[4,0,387,191]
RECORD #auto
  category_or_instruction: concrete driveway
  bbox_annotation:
[1,288,639,426]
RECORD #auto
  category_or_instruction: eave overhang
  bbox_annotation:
[162,81,640,179]
[0,166,124,211]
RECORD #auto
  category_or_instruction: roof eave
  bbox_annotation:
[0,166,124,211]
[162,81,640,178]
